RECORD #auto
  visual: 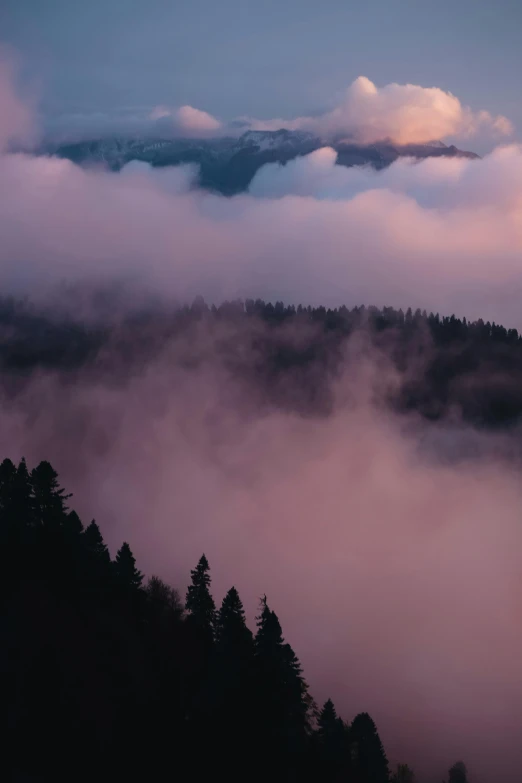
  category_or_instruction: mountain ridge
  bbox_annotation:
[41,129,480,195]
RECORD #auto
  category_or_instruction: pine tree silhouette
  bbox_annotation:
[317,699,349,781]
[82,520,110,562]
[114,542,143,589]
[318,698,339,737]
[31,460,71,528]
[216,586,253,652]
[255,596,312,746]
[391,763,416,783]
[185,554,216,637]
[448,761,468,783]
[349,712,390,783]
[0,458,19,530]
[66,510,84,536]
[0,458,16,498]
[212,587,257,771]
[9,458,34,528]
[215,585,255,698]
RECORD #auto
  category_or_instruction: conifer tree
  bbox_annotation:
[0,458,22,559]
[66,510,84,536]
[185,554,216,637]
[10,458,35,527]
[318,698,338,739]
[317,698,349,780]
[212,586,256,757]
[255,596,312,741]
[448,761,468,783]
[0,458,18,526]
[214,586,255,701]
[82,520,110,562]
[114,542,143,589]
[216,586,253,653]
[349,712,390,783]
[0,457,16,495]
[31,460,71,527]
[391,763,415,783]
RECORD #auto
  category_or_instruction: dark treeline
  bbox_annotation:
[2,458,468,783]
[1,294,522,427]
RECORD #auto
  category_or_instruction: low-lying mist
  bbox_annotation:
[1,312,521,782]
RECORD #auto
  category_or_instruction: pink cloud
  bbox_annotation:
[242,75,513,145]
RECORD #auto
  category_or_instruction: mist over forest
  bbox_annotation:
[3,293,522,783]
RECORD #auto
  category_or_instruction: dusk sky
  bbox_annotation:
[1,0,521,151]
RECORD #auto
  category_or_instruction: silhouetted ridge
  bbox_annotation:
[1,457,469,782]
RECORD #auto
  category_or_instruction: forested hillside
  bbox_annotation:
[1,296,521,427]
[1,458,469,783]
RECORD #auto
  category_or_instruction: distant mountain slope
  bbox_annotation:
[0,295,519,428]
[41,130,480,195]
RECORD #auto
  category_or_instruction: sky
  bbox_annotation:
[1,0,521,152]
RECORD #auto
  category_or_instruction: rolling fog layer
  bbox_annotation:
[1,54,522,328]
[1,326,522,783]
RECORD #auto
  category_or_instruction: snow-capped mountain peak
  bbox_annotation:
[40,129,479,195]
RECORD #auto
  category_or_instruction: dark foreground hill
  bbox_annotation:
[1,456,470,783]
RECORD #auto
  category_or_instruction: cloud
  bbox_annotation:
[175,105,222,133]
[242,75,514,145]
[2,137,522,327]
[249,142,522,210]
[40,75,513,148]
[42,103,225,143]
[149,103,223,136]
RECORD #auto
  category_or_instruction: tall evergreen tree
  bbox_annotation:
[65,510,84,536]
[212,587,256,766]
[0,458,18,528]
[317,699,349,781]
[8,458,34,527]
[216,586,253,653]
[318,698,339,739]
[185,554,216,637]
[255,596,312,742]
[448,761,468,783]
[349,712,390,783]
[82,520,110,562]
[391,763,415,783]
[0,457,16,497]
[31,460,71,528]
[214,585,255,700]
[113,542,143,589]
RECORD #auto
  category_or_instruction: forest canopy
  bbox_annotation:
[0,294,521,428]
